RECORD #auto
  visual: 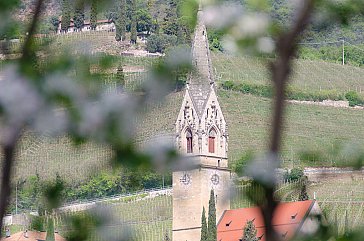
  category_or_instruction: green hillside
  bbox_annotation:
[211,52,364,97]
[4,51,363,183]
[53,178,364,241]
[11,87,364,183]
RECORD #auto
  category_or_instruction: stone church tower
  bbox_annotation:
[172,7,230,241]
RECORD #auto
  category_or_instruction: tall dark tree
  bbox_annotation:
[241,220,258,241]
[74,1,85,31]
[130,0,137,44]
[115,0,127,41]
[298,181,309,201]
[90,0,97,30]
[162,0,179,36]
[61,0,71,32]
[201,206,208,241]
[45,217,55,241]
[136,9,152,34]
[207,189,216,241]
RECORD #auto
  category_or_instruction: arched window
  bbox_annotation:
[208,129,216,153]
[186,129,193,153]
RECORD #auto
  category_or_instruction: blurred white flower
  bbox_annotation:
[203,4,242,29]
[0,65,42,125]
[45,74,87,105]
[257,37,275,53]
[144,135,176,170]
[244,152,280,187]
[78,92,136,142]
[232,13,270,38]
[221,35,239,54]
[32,108,69,135]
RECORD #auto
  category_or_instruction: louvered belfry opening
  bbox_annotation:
[208,129,216,153]
[186,129,193,153]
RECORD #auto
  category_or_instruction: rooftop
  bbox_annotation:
[217,200,316,241]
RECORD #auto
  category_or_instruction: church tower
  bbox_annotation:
[172,7,230,241]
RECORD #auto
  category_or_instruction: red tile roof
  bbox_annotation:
[217,200,315,241]
[1,231,66,241]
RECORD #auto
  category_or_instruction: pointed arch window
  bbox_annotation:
[186,129,193,153]
[208,129,216,153]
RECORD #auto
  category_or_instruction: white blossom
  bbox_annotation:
[0,65,42,125]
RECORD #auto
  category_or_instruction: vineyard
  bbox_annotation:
[7,77,364,182]
[212,52,364,97]
[45,177,364,240]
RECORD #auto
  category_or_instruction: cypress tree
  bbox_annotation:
[130,0,137,44]
[115,0,127,41]
[61,0,71,32]
[45,217,55,241]
[207,189,216,241]
[201,206,208,241]
[298,183,309,201]
[162,0,179,36]
[74,1,85,31]
[90,0,97,30]
[241,220,258,241]
[116,63,125,86]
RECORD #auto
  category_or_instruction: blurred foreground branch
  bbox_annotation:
[0,0,44,236]
[264,1,315,241]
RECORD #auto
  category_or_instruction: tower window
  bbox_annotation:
[186,129,193,153]
[208,129,216,153]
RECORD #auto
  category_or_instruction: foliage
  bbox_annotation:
[207,189,216,241]
[45,218,55,241]
[74,1,85,31]
[345,91,364,107]
[221,80,351,103]
[146,34,177,53]
[136,9,153,33]
[90,0,97,30]
[130,0,137,44]
[232,151,255,177]
[115,63,125,85]
[162,0,179,36]
[298,182,309,201]
[241,220,258,241]
[207,29,224,51]
[283,168,304,182]
[115,0,127,41]
[201,206,208,241]
[61,0,71,32]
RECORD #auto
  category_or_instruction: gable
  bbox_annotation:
[217,200,315,241]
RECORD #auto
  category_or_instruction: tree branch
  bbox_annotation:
[0,0,44,235]
[0,139,17,237]
[264,1,315,241]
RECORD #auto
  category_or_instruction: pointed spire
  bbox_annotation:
[188,6,215,118]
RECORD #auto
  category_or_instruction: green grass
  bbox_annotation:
[211,52,364,97]
[52,178,364,240]
[7,89,364,182]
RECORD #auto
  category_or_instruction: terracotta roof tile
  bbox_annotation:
[217,200,314,241]
[1,231,66,241]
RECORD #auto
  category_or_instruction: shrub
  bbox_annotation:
[283,168,304,182]
[146,34,177,53]
[345,91,363,107]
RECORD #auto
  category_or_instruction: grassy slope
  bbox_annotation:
[54,178,364,241]
[10,81,364,181]
[211,52,364,96]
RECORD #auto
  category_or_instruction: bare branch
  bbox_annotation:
[0,0,44,235]
[264,1,316,241]
[0,130,20,237]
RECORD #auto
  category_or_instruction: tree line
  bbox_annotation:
[59,0,193,47]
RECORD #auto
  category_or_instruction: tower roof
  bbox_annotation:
[188,8,214,118]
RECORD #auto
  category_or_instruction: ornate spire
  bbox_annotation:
[187,8,214,118]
